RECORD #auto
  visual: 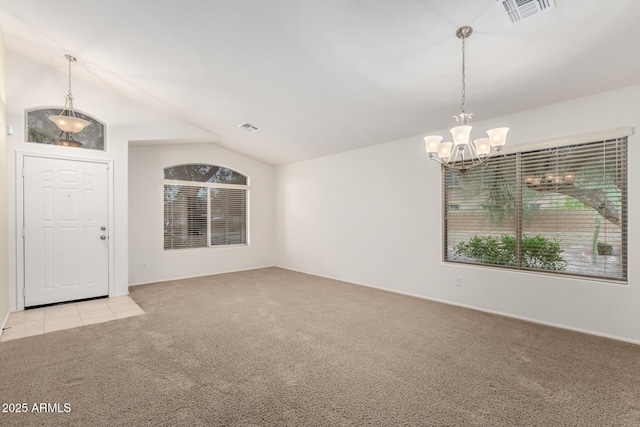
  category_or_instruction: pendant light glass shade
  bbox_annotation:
[438,142,454,162]
[450,125,472,147]
[425,135,443,157]
[487,127,509,150]
[49,115,90,134]
[474,138,491,157]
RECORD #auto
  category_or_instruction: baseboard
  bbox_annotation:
[128,265,277,287]
[110,292,130,298]
[0,309,10,340]
[278,265,640,346]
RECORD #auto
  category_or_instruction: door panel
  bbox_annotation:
[24,157,109,307]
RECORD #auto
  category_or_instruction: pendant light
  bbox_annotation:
[48,54,90,134]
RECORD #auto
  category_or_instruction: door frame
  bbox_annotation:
[14,151,115,311]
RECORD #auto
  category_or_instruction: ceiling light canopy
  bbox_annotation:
[49,54,90,134]
[425,26,509,172]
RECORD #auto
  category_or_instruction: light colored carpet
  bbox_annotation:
[1,267,639,426]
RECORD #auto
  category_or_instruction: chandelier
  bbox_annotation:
[48,54,90,136]
[424,26,509,172]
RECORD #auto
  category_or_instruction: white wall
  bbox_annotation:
[128,143,274,285]
[275,84,640,344]
[0,27,9,328]
[5,52,216,311]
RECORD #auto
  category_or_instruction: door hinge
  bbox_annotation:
[22,228,25,238]
[22,167,25,177]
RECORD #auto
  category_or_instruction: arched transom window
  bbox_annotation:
[26,107,105,150]
[163,164,248,250]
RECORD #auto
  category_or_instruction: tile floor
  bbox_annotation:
[0,296,144,342]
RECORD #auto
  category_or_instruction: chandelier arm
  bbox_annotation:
[468,138,478,158]
[431,153,494,172]
[457,147,465,167]
[451,146,461,165]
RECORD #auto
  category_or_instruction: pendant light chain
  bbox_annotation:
[460,33,466,115]
[67,56,73,99]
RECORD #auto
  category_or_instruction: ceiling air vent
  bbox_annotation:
[238,122,260,133]
[496,0,557,25]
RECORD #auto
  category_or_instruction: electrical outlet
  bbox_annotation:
[455,276,463,287]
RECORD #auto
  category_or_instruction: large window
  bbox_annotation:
[163,164,248,250]
[444,136,627,281]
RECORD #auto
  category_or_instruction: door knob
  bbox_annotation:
[100,235,107,240]
[101,226,106,231]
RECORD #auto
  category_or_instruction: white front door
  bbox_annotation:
[23,156,109,307]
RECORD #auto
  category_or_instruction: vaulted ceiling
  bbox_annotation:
[1,0,640,165]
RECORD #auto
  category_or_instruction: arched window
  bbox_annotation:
[163,164,248,250]
[25,108,105,150]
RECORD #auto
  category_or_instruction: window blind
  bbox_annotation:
[163,163,249,250]
[443,137,627,281]
[164,185,208,250]
[210,188,247,246]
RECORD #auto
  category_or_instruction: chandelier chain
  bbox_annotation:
[460,34,466,114]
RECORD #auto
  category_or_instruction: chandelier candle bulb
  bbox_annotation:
[425,135,443,157]
[438,142,453,162]
[451,125,472,147]
[487,127,509,150]
[474,138,491,157]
